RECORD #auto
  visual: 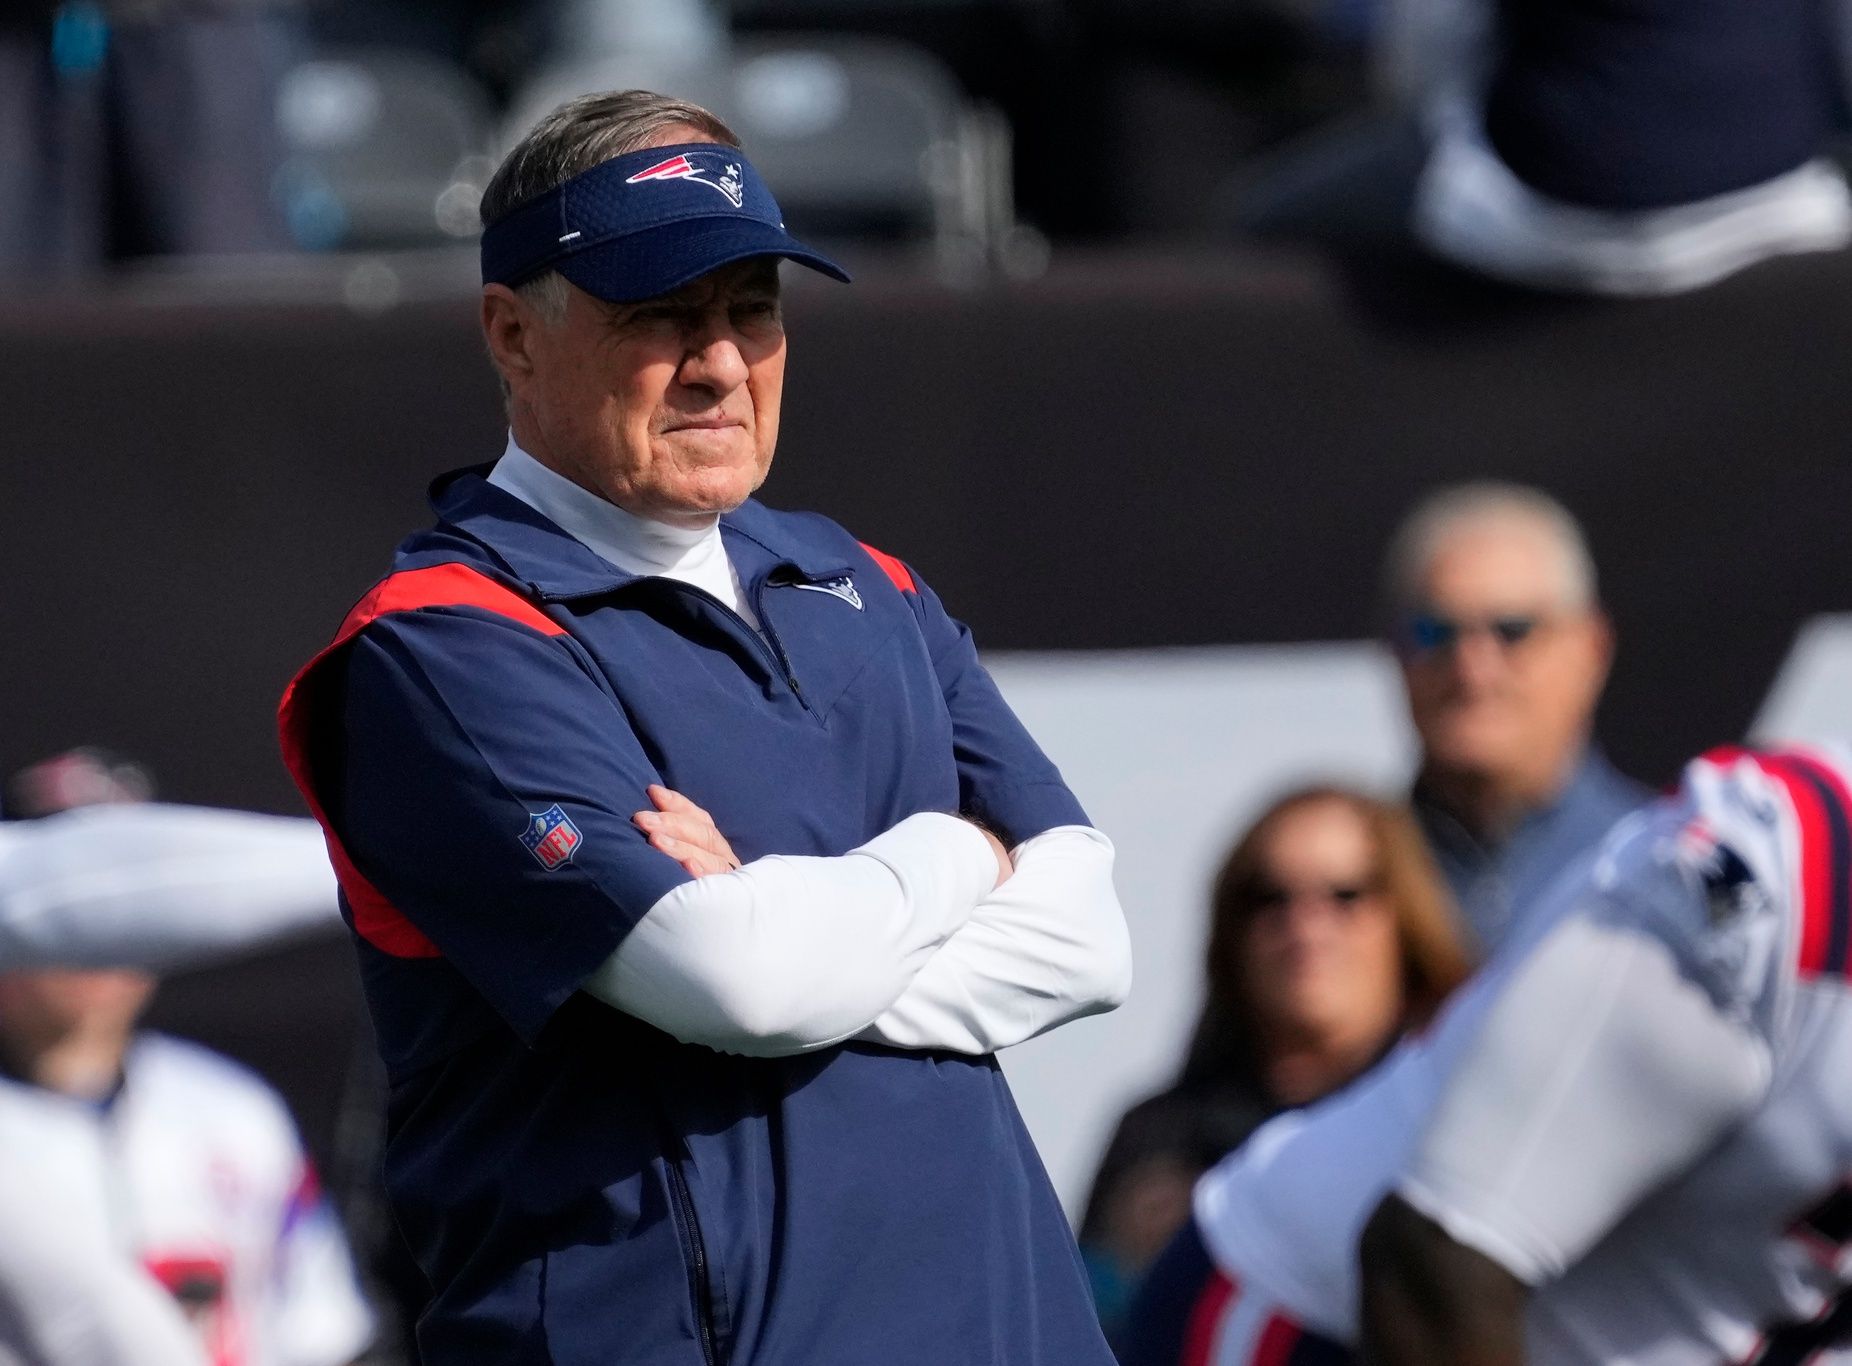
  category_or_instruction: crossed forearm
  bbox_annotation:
[582,792,1129,1056]
[581,812,1000,1055]
[857,825,1132,1054]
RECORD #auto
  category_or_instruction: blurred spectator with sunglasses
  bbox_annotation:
[1385,482,1648,955]
[1078,786,1470,1346]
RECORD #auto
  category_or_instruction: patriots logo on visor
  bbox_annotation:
[625,153,746,208]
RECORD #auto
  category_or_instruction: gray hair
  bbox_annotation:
[1381,482,1599,619]
[482,89,741,323]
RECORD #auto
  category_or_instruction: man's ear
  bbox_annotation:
[481,285,540,394]
[1586,606,1617,686]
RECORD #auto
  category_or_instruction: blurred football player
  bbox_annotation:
[0,750,364,1366]
[1122,745,1852,1366]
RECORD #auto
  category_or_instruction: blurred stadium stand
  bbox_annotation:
[7,0,1848,276]
[275,49,498,251]
[508,35,1031,279]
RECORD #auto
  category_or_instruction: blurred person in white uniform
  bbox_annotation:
[0,749,359,1366]
[1121,744,1852,1365]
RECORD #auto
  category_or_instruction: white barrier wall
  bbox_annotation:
[1753,615,1852,746]
[986,642,1417,1215]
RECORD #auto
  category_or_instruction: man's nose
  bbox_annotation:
[678,322,750,395]
[1448,626,1508,688]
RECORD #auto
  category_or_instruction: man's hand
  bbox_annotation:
[635,787,1010,890]
[633,785,741,878]
[1360,1195,1530,1366]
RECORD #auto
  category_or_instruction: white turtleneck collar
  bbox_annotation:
[487,434,759,627]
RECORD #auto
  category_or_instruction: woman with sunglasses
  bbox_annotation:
[1079,787,1473,1346]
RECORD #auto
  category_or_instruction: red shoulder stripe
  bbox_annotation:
[1696,743,1753,771]
[1705,747,1852,981]
[278,564,563,960]
[1772,751,1852,979]
[1181,1268,1238,1366]
[1252,1314,1305,1366]
[857,541,916,593]
[333,562,565,645]
[1772,757,1836,978]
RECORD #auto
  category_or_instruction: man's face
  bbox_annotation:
[0,969,155,1049]
[502,256,787,527]
[1397,524,1612,788]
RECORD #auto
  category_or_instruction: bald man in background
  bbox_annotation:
[1383,483,1647,954]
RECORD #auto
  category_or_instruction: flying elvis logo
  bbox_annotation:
[625,153,746,208]
[521,804,583,871]
[791,576,863,611]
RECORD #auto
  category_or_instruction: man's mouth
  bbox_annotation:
[664,418,743,433]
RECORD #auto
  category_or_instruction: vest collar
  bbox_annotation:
[427,466,856,602]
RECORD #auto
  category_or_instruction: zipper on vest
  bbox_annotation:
[656,580,810,712]
[751,580,807,709]
[665,1155,721,1366]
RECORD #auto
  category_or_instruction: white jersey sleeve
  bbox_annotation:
[1193,1046,1431,1341]
[1395,751,1809,1285]
[0,805,340,971]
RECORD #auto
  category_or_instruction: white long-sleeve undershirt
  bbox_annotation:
[582,811,999,1055]
[582,817,1130,1057]
[0,805,340,971]
[859,824,1131,1054]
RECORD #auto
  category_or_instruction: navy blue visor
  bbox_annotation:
[480,142,850,302]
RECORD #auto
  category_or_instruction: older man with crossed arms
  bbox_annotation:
[280,90,1131,1365]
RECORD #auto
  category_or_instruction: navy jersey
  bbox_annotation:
[1485,0,1838,210]
[280,468,1112,1366]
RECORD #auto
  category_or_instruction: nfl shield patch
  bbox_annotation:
[520,803,582,871]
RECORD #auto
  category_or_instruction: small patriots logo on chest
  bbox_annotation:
[790,576,863,611]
